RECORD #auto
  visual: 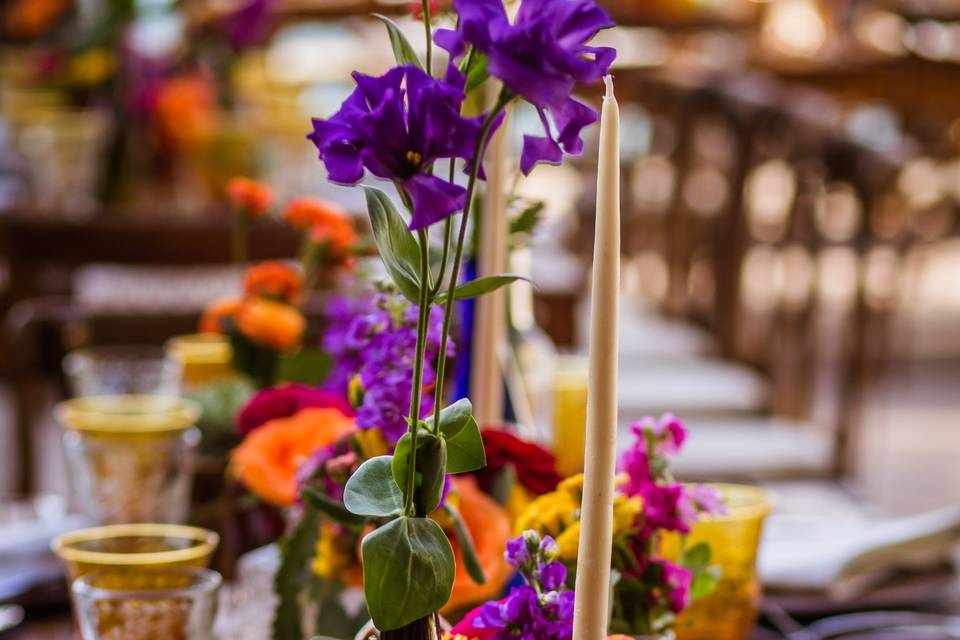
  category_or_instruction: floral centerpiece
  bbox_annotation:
[448,415,723,640]
[279,0,617,634]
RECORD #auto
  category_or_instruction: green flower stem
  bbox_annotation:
[431,90,513,424]
[429,161,457,298]
[421,0,433,73]
[232,211,249,264]
[403,227,433,516]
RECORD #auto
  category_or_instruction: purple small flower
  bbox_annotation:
[678,483,726,525]
[435,0,615,174]
[539,561,566,591]
[505,536,531,568]
[308,65,492,230]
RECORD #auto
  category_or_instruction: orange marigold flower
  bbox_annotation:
[231,407,355,505]
[226,177,273,218]
[243,261,303,304]
[199,297,243,334]
[235,298,305,351]
[443,476,514,614]
[310,216,357,254]
[284,196,347,229]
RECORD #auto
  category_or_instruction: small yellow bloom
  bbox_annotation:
[556,520,581,560]
[69,48,115,86]
[354,427,390,459]
[312,523,353,579]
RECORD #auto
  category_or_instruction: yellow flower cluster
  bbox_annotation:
[312,522,355,579]
[515,474,643,560]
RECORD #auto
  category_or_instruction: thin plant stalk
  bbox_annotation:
[431,91,512,423]
[402,227,433,516]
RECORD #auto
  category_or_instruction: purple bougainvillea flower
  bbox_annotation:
[435,0,615,174]
[236,384,353,435]
[308,64,489,230]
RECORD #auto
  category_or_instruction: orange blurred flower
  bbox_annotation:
[227,177,273,218]
[284,196,346,229]
[199,296,243,334]
[443,477,514,614]
[154,73,220,149]
[235,298,305,351]
[5,0,69,38]
[243,261,303,305]
[284,196,356,254]
[231,407,356,505]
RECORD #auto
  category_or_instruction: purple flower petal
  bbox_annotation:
[404,173,467,230]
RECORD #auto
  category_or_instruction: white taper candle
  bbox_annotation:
[572,74,620,640]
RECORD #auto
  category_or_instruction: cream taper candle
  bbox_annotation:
[572,75,620,640]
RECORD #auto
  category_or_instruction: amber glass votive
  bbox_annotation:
[71,567,221,640]
[664,484,772,640]
[552,355,589,478]
[52,523,219,582]
[56,395,201,524]
[165,334,236,392]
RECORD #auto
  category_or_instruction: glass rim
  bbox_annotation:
[52,524,219,566]
[71,566,222,601]
[697,482,773,522]
[54,395,200,434]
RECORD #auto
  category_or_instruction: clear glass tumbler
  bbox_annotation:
[64,346,182,397]
[71,567,221,640]
[56,396,200,524]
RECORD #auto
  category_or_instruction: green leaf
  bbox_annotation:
[272,499,321,640]
[444,504,486,585]
[436,274,529,304]
[683,542,712,572]
[424,398,473,439]
[416,435,447,516]
[361,517,455,630]
[690,569,719,600]
[373,14,422,69]
[462,51,489,93]
[444,416,486,473]
[301,485,368,527]
[364,186,422,303]
[510,200,544,236]
[277,348,331,385]
[392,431,448,516]
[343,456,404,518]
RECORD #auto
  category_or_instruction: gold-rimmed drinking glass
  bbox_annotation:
[52,523,219,582]
[56,396,201,524]
[71,567,221,640]
[164,334,236,392]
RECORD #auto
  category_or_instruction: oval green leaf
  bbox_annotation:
[445,415,486,474]
[361,517,455,630]
[424,398,473,439]
[364,186,422,303]
[343,456,404,518]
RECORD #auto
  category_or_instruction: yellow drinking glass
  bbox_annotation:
[52,523,219,582]
[56,395,201,524]
[664,484,772,640]
[552,355,589,478]
[165,334,236,391]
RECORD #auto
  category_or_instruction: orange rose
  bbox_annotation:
[231,407,356,505]
[235,298,305,351]
[243,261,303,305]
[226,177,273,218]
[199,296,242,334]
[443,477,514,614]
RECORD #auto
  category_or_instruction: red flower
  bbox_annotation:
[475,429,561,495]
